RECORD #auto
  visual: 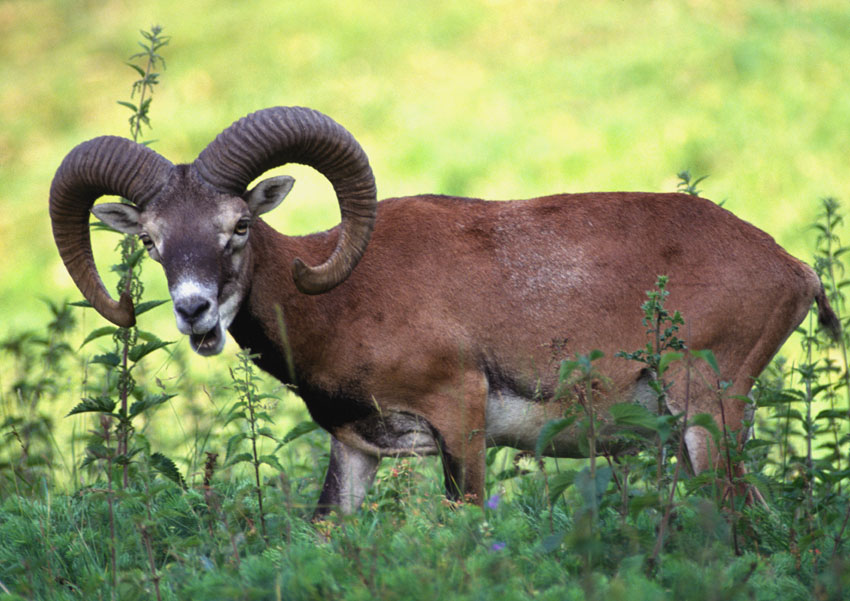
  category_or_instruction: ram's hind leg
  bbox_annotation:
[667,349,770,506]
[664,359,751,476]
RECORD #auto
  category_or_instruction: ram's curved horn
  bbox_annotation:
[49,136,174,326]
[193,106,377,294]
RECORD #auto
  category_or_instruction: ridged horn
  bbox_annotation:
[49,136,173,327]
[193,106,377,294]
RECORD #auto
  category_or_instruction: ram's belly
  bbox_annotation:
[485,389,640,457]
[333,382,649,459]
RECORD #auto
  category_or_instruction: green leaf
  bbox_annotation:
[548,470,577,503]
[559,360,581,381]
[815,409,847,420]
[743,438,774,451]
[80,326,118,348]
[255,411,276,423]
[225,432,248,461]
[540,530,567,553]
[85,443,114,460]
[150,452,187,489]
[682,471,718,494]
[134,300,169,316]
[257,426,279,442]
[115,447,142,465]
[223,410,248,427]
[110,247,146,271]
[79,455,98,470]
[137,329,165,342]
[655,413,678,445]
[129,393,176,418]
[688,413,722,442]
[280,421,319,445]
[658,351,684,374]
[778,409,805,423]
[485,446,503,466]
[574,465,612,507]
[91,352,121,368]
[756,390,801,407]
[225,452,253,467]
[535,416,577,458]
[128,339,173,362]
[71,299,93,308]
[68,396,116,416]
[609,403,659,431]
[259,454,286,472]
[125,62,146,77]
[117,100,138,111]
[628,492,663,521]
[690,349,720,374]
[129,247,147,268]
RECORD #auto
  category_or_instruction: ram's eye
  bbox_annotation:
[234,219,250,236]
[139,233,154,250]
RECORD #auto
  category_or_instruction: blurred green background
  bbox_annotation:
[2,0,850,347]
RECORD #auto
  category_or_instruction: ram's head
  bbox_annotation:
[49,106,377,355]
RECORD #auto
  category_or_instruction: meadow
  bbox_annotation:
[1,1,850,599]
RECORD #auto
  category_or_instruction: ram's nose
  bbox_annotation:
[175,297,212,326]
[169,281,219,335]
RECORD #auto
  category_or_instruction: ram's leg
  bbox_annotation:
[428,371,488,505]
[313,436,380,519]
[667,359,765,505]
[658,355,735,471]
[437,433,486,504]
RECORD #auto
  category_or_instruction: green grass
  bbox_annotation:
[1,454,848,600]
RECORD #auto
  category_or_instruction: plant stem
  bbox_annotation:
[248,397,268,543]
[140,524,162,601]
[119,320,131,489]
[717,388,741,556]
[102,417,117,595]
[833,502,850,556]
[238,351,268,543]
[802,313,815,519]
[650,351,692,569]
[819,200,848,489]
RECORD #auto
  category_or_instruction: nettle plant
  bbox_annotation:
[71,25,177,489]
[0,299,78,494]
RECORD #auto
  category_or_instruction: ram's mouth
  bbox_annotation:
[189,324,223,356]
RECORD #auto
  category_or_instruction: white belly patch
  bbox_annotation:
[485,386,652,457]
[485,390,585,456]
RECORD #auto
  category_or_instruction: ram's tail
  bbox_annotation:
[816,284,842,342]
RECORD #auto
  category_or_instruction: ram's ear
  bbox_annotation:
[245,175,295,217]
[92,203,143,235]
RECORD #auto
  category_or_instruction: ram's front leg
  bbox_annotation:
[428,370,489,506]
[313,436,380,520]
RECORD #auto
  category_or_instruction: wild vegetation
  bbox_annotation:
[4,176,849,598]
[2,3,850,600]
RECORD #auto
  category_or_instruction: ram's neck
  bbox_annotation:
[228,219,338,387]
